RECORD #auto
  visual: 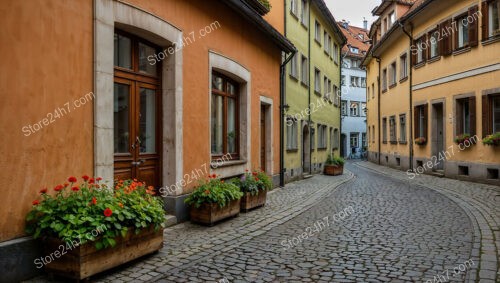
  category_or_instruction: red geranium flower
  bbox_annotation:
[211,173,217,178]
[96,177,102,182]
[32,200,40,205]
[82,175,90,182]
[103,208,113,217]
[91,197,97,205]
[89,178,95,184]
[68,176,77,183]
[39,188,48,194]
[54,184,64,192]
[71,186,79,192]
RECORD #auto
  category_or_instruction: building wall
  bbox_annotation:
[366,0,500,184]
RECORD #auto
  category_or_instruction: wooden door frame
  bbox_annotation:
[260,96,273,175]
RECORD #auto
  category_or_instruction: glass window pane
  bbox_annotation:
[114,34,132,69]
[139,88,156,153]
[211,94,223,154]
[227,82,236,95]
[212,75,223,91]
[114,83,130,153]
[227,98,236,153]
[494,96,500,132]
[138,42,157,76]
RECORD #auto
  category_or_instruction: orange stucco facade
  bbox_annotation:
[0,0,288,243]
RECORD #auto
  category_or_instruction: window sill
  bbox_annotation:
[301,81,309,88]
[452,46,471,56]
[390,141,398,144]
[210,159,246,168]
[289,74,299,82]
[324,50,330,57]
[301,22,308,30]
[414,62,425,69]
[399,76,408,83]
[315,39,322,46]
[286,148,299,153]
[290,11,299,21]
[398,141,407,144]
[481,35,500,46]
[314,90,322,96]
[427,56,441,64]
[382,89,387,94]
[382,141,387,144]
[317,147,328,151]
[389,83,397,89]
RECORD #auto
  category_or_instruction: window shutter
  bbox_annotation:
[481,1,489,40]
[427,32,432,60]
[469,96,476,136]
[482,95,491,137]
[411,39,417,66]
[423,104,428,140]
[414,106,420,138]
[443,19,453,55]
[469,6,479,47]
[456,99,464,135]
[422,35,428,63]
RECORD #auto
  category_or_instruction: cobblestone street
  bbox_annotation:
[27,161,499,283]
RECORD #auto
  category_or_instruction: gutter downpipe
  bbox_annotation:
[307,1,312,175]
[372,55,381,165]
[399,21,414,171]
[280,0,296,187]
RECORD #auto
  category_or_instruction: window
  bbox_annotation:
[352,59,359,68]
[388,11,396,28]
[414,104,428,141]
[289,53,298,79]
[429,30,440,58]
[314,68,321,93]
[332,84,338,105]
[350,101,359,117]
[350,47,359,54]
[315,21,321,43]
[324,31,329,53]
[301,55,308,85]
[361,78,366,88]
[328,35,333,56]
[367,87,370,101]
[290,0,298,15]
[328,80,333,96]
[311,126,315,150]
[456,14,469,49]
[286,118,298,150]
[372,125,375,142]
[482,0,500,39]
[334,44,339,63]
[483,94,500,136]
[301,0,308,26]
[382,68,387,91]
[382,117,387,143]
[318,125,327,149]
[350,133,358,148]
[351,76,359,87]
[456,97,476,136]
[341,100,347,116]
[367,127,370,144]
[399,114,406,142]
[211,72,239,159]
[389,116,397,143]
[333,128,339,149]
[389,62,397,86]
[372,83,375,99]
[361,102,367,116]
[383,18,388,34]
[341,75,346,86]
[400,53,408,79]
[414,36,426,65]
[362,133,367,147]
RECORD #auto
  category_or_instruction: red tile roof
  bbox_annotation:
[338,22,371,58]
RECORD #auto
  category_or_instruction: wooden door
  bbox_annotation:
[260,105,266,171]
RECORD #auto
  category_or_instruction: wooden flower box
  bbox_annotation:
[324,164,344,176]
[190,199,240,226]
[241,190,267,212]
[42,226,163,280]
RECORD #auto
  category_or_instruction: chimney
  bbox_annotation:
[363,17,368,30]
[342,20,349,29]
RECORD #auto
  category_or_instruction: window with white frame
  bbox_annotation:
[301,55,308,84]
[315,21,321,43]
[400,53,408,79]
[289,53,298,78]
[341,75,346,86]
[389,61,397,86]
[456,14,469,49]
[350,133,358,148]
[361,78,366,88]
[389,115,397,143]
[314,68,321,93]
[361,102,367,116]
[399,114,406,142]
[493,95,500,132]
[372,83,375,99]
[487,0,500,38]
[382,68,387,91]
[334,44,339,63]
[324,31,329,53]
[301,0,308,26]
[382,117,387,142]
[341,100,347,116]
[429,30,439,58]
[318,125,327,149]
[323,76,328,96]
[350,101,359,116]
[388,11,396,28]
[290,0,298,16]
[333,128,339,149]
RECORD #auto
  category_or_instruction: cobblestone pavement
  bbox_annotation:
[26,161,499,282]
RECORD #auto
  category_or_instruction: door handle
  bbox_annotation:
[131,159,146,166]
[131,136,141,150]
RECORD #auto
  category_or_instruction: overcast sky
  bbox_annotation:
[325,0,380,29]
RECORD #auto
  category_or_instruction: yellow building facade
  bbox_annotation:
[364,0,500,185]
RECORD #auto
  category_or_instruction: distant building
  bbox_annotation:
[339,20,370,158]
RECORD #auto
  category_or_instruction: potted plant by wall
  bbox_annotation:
[185,174,243,226]
[324,154,345,176]
[454,133,476,147]
[414,137,427,146]
[25,177,165,280]
[231,170,272,212]
[482,133,500,146]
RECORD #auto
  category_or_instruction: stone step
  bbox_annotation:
[164,214,178,227]
[429,170,445,178]
[302,174,314,179]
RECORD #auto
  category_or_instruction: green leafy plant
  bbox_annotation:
[482,132,500,146]
[231,170,272,196]
[185,174,243,208]
[258,0,271,10]
[454,133,476,146]
[26,177,165,250]
[325,154,344,166]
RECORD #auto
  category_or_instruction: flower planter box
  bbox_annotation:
[41,226,163,280]
[190,199,240,226]
[324,165,344,176]
[241,190,267,212]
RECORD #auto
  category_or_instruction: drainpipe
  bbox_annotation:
[280,0,296,187]
[307,1,312,175]
[399,21,414,171]
[339,52,344,158]
[373,55,381,165]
